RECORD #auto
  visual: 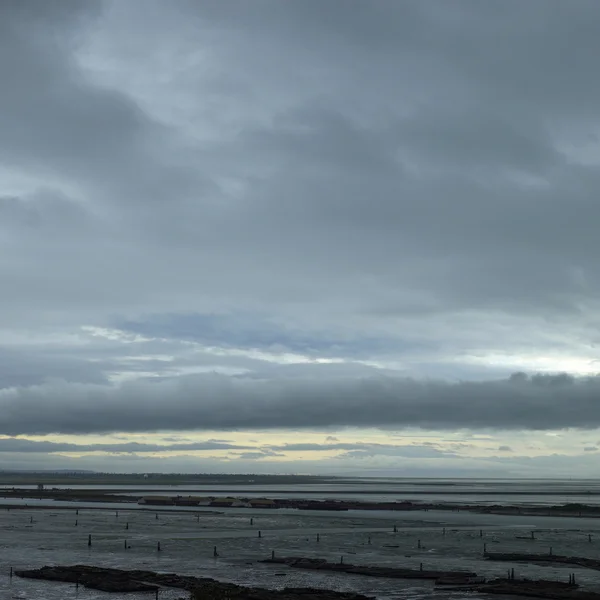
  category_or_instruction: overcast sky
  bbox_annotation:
[2,0,600,477]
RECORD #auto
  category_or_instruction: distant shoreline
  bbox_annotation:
[2,487,600,518]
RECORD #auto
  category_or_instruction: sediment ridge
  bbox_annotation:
[15,565,373,599]
[260,556,600,600]
[16,561,600,600]
[5,487,600,518]
[485,551,600,571]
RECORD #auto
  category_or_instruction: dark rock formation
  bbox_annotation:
[261,556,476,580]
[15,565,373,600]
[484,552,600,571]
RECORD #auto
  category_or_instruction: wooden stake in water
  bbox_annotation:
[251,517,254,525]
[258,530,262,538]
[483,543,487,554]
[531,531,535,540]
[419,563,423,571]
[271,550,275,559]
[589,534,592,542]
[10,567,12,578]
[317,533,320,542]
[479,529,483,537]
[393,525,397,533]
[88,534,92,547]
[76,509,79,515]
[443,527,446,536]
[417,539,421,549]
[126,522,129,530]
[340,556,344,564]
[75,520,78,527]
[156,513,158,520]
[157,542,161,552]
[213,545,218,557]
[124,539,127,549]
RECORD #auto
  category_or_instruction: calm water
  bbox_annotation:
[5,478,600,505]
[2,479,600,599]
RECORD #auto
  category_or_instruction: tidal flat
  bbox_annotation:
[4,499,600,600]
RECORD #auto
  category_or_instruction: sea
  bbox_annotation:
[1,478,599,600]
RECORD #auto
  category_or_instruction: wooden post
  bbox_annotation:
[30,516,33,524]
[479,529,483,538]
[393,525,397,533]
[88,534,92,547]
[75,520,78,526]
[213,545,218,557]
[155,589,159,600]
[419,563,423,571]
[251,517,254,525]
[157,542,161,552]
[76,509,79,515]
[417,539,421,549]
[367,535,371,545]
[126,522,129,530]
[443,527,446,536]
[124,539,127,549]
[511,568,515,581]
[10,567,12,578]
[156,513,158,520]
[340,555,343,564]
[317,533,320,542]
[589,534,592,542]
[271,550,275,559]
[531,531,535,540]
[483,543,487,554]
[258,530,262,538]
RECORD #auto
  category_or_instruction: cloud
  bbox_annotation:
[498,445,513,452]
[0,437,251,453]
[0,371,598,435]
[584,446,598,452]
[3,1,600,475]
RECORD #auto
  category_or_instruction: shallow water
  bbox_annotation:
[2,501,600,600]
[6,478,600,506]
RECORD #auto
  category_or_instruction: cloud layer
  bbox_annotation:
[1,1,600,474]
[0,371,597,435]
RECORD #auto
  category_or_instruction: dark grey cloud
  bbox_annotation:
[498,446,513,452]
[0,371,599,435]
[0,438,250,453]
[268,442,452,457]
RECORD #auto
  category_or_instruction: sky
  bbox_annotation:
[1,0,600,477]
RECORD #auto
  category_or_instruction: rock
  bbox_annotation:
[16,565,374,600]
